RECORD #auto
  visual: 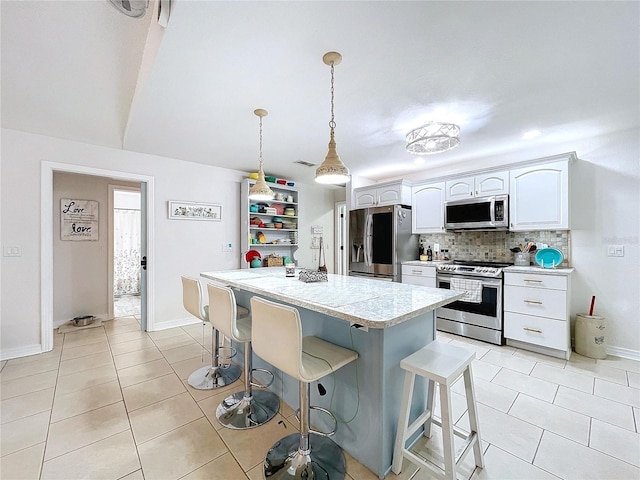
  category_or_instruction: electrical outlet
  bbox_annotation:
[311,237,321,249]
[311,225,323,235]
[607,245,624,257]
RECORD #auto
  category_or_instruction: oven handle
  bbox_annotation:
[436,273,503,287]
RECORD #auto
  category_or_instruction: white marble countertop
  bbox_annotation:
[200,268,464,329]
[504,265,575,275]
[401,260,450,267]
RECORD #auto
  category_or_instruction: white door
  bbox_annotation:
[334,202,347,275]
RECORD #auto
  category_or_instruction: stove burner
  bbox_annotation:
[451,260,512,268]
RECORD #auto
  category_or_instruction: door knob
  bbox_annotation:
[141,256,147,270]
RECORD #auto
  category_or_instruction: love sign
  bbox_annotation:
[61,199,99,241]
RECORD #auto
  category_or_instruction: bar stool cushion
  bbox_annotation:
[251,297,358,383]
[207,283,251,342]
[182,276,207,321]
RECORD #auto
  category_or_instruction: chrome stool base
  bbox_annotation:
[187,364,241,390]
[215,389,279,429]
[264,432,346,480]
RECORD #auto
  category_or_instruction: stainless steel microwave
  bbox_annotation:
[444,195,509,230]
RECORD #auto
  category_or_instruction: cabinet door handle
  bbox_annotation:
[524,299,543,305]
[523,327,543,333]
[411,270,422,275]
[524,279,543,283]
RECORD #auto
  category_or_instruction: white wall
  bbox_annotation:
[53,172,139,327]
[1,128,337,358]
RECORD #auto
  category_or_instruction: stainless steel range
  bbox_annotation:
[435,260,512,345]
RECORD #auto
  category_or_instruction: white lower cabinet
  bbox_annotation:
[401,264,436,287]
[503,270,572,359]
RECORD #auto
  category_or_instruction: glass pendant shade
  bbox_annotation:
[248,108,274,201]
[315,132,350,184]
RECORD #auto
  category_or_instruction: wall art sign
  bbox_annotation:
[61,198,99,241]
[168,201,222,221]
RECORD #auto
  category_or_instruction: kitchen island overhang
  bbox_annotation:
[200,268,463,478]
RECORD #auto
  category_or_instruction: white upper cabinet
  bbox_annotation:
[509,159,569,231]
[445,171,509,201]
[353,180,411,209]
[411,181,445,233]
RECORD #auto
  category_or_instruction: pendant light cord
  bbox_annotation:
[259,115,264,169]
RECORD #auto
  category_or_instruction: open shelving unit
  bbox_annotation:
[240,179,299,268]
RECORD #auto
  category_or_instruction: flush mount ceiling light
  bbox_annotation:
[248,109,275,201]
[108,0,149,18]
[405,122,460,155]
[315,51,350,185]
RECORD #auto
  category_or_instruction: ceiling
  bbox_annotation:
[2,1,639,184]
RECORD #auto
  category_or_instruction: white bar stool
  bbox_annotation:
[181,276,242,390]
[250,296,359,480]
[209,283,280,429]
[392,341,484,480]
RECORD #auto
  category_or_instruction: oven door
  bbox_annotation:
[436,273,503,330]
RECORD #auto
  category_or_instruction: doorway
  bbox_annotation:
[334,201,347,275]
[41,161,155,353]
[109,186,142,318]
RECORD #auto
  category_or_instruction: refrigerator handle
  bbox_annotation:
[364,213,373,266]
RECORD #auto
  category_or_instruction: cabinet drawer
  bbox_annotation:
[504,285,567,320]
[504,272,567,291]
[504,312,568,351]
[402,265,436,278]
[402,275,436,288]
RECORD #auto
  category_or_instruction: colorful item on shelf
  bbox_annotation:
[277,179,286,185]
[248,172,259,180]
[287,182,295,187]
[265,176,276,183]
[257,232,267,243]
[535,247,564,268]
[284,208,296,216]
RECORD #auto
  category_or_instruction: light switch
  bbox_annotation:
[3,246,21,257]
[607,245,624,257]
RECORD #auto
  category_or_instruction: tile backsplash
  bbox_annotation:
[418,230,570,266]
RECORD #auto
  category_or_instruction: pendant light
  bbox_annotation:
[248,108,275,201]
[315,51,350,185]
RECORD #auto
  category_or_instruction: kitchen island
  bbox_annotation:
[200,268,463,478]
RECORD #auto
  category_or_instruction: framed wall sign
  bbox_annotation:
[168,201,222,221]
[61,198,99,241]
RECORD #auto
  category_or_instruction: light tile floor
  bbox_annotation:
[1,318,639,480]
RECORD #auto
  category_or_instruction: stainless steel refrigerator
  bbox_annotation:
[348,205,417,282]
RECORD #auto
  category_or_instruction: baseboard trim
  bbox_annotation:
[151,317,201,331]
[606,345,640,362]
[1,344,44,361]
